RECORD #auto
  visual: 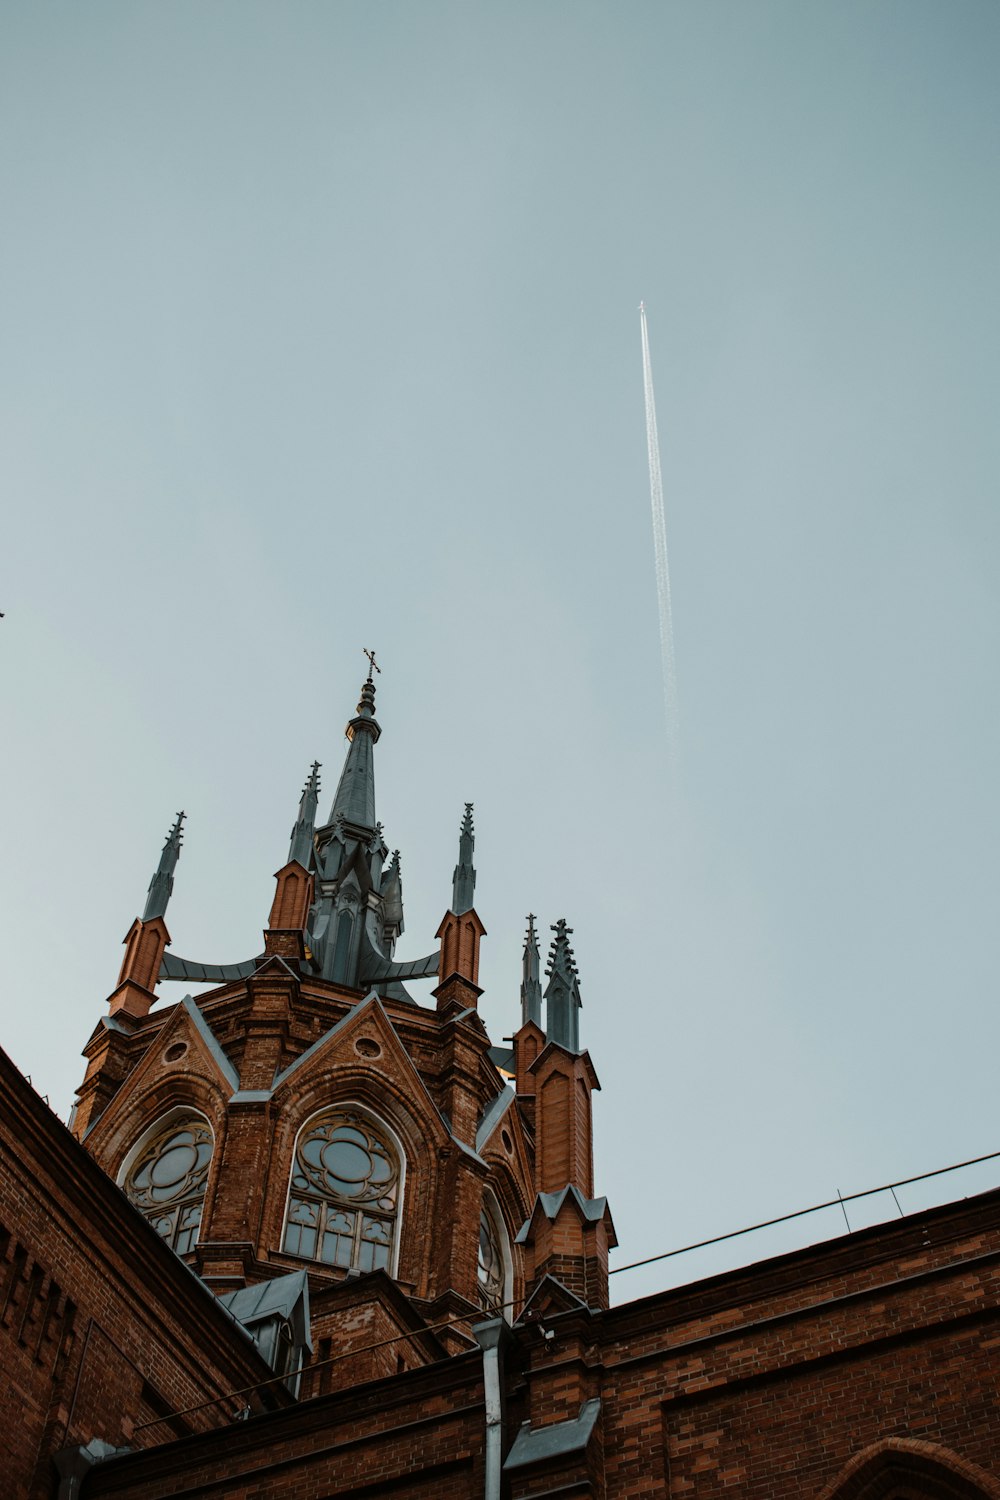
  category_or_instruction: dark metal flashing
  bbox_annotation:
[451,803,477,915]
[544,919,582,1053]
[142,811,185,923]
[516,1274,590,1325]
[359,947,441,984]
[219,1268,312,1352]
[476,1087,515,1153]
[520,914,543,1029]
[179,996,240,1093]
[287,762,321,868]
[515,1186,613,1244]
[160,952,258,984]
[271,992,381,1091]
[503,1398,601,1471]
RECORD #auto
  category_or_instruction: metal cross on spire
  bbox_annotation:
[363,648,381,682]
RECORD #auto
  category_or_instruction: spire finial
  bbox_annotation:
[288,762,322,866]
[363,647,381,683]
[544,918,582,1052]
[142,811,186,922]
[520,913,543,1028]
[452,802,476,915]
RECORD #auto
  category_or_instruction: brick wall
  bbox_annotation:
[0,1049,285,1500]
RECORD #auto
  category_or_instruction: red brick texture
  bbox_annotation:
[0,1050,285,1500]
[76,1190,1000,1497]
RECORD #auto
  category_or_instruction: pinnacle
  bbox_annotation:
[546,919,579,981]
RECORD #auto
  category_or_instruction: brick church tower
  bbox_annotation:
[69,662,615,1390]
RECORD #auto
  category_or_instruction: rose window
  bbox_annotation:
[283,1110,400,1273]
[123,1117,214,1254]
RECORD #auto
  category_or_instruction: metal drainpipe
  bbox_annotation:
[473,1317,510,1500]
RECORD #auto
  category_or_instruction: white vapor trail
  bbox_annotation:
[639,302,680,771]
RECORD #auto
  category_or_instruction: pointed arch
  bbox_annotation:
[281,1102,405,1276]
[478,1186,514,1320]
[118,1106,215,1255]
[817,1438,1000,1500]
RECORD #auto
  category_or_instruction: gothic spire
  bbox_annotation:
[328,665,382,830]
[142,812,185,923]
[451,803,476,915]
[521,914,543,1028]
[545,919,582,1052]
[288,762,321,868]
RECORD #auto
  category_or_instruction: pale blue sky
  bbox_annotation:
[2,1,999,1301]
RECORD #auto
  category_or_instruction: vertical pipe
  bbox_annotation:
[473,1317,510,1500]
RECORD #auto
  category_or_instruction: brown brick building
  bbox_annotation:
[2,666,999,1497]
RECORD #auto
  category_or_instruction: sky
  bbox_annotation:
[2,0,999,1305]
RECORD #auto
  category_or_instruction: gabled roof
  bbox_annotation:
[219,1269,310,1335]
[516,1273,589,1324]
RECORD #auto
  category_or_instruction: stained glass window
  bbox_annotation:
[123,1117,214,1254]
[283,1110,400,1273]
[478,1204,506,1315]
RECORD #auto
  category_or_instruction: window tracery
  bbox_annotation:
[478,1200,508,1315]
[283,1109,400,1273]
[122,1116,214,1254]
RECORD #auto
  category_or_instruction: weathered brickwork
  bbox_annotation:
[0,1050,285,1499]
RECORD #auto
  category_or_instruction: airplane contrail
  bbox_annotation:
[639,302,680,773]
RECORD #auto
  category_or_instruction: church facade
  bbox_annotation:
[2,667,1000,1498]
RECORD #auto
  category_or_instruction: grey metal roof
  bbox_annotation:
[520,913,543,1028]
[142,811,185,922]
[160,952,258,984]
[359,946,440,984]
[180,996,239,1094]
[544,919,582,1053]
[219,1269,309,1329]
[503,1399,601,1471]
[515,1186,610,1244]
[328,676,380,829]
[476,1087,515,1153]
[287,762,321,868]
[451,803,476,915]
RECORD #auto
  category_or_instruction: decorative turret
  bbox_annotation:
[452,804,476,915]
[520,915,543,1029]
[435,804,486,1008]
[518,918,614,1309]
[104,813,185,1023]
[142,812,185,922]
[267,764,321,944]
[544,919,581,1053]
[288,762,321,868]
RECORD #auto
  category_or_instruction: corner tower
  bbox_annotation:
[72,660,613,1394]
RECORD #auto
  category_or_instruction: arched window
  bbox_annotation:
[283,1108,401,1273]
[477,1194,512,1318]
[121,1114,214,1254]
